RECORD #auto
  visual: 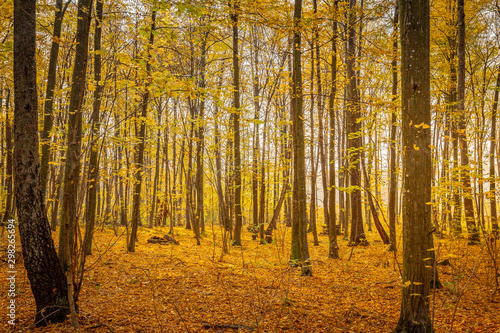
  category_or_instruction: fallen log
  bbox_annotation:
[146,235,179,245]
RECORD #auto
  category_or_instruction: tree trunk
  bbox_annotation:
[231,1,243,246]
[251,28,260,237]
[83,0,104,255]
[128,9,156,252]
[195,36,208,236]
[308,2,319,246]
[393,0,434,329]
[291,0,312,276]
[388,2,398,252]
[448,0,462,236]
[490,70,500,234]
[149,101,162,228]
[40,0,71,197]
[59,0,93,274]
[457,0,478,243]
[2,89,13,223]
[346,0,366,245]
[13,0,70,323]
[328,1,340,258]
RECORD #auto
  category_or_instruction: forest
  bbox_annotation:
[0,0,499,331]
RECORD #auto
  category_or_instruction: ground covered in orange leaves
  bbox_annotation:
[1,224,499,332]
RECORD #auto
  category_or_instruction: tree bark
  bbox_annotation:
[490,70,500,234]
[393,0,434,329]
[195,35,208,236]
[346,0,366,245]
[59,0,93,274]
[388,2,398,252]
[128,9,156,252]
[149,101,162,228]
[231,1,243,246]
[291,0,312,276]
[2,89,13,223]
[40,0,71,197]
[457,0,478,243]
[83,0,104,256]
[328,1,340,259]
[13,0,70,324]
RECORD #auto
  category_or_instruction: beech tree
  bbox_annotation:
[394,0,435,329]
[290,0,311,276]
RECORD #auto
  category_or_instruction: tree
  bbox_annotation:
[231,0,243,246]
[346,0,366,245]
[290,0,312,276]
[490,69,500,235]
[457,0,478,243]
[393,0,434,329]
[388,1,399,252]
[2,88,13,224]
[83,0,104,256]
[328,0,340,259]
[58,0,93,273]
[13,0,69,324]
[39,0,71,198]
[129,8,157,252]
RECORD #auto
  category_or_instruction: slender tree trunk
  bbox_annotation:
[59,0,93,273]
[251,28,260,237]
[2,89,13,223]
[490,70,500,234]
[347,0,366,245]
[13,0,70,323]
[291,0,312,276]
[231,1,243,246]
[40,0,71,197]
[259,105,269,242]
[195,36,208,236]
[457,0,478,243]
[328,1,340,258]
[149,102,162,228]
[448,0,462,235]
[83,0,104,255]
[388,2,399,252]
[128,10,156,252]
[308,3,319,246]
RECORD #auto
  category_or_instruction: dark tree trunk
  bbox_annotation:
[291,0,312,276]
[2,89,13,223]
[59,0,93,273]
[346,0,366,246]
[328,1,339,259]
[457,0,478,243]
[128,10,156,252]
[251,28,260,237]
[150,101,162,228]
[83,0,104,256]
[231,1,243,246]
[195,36,208,237]
[447,0,462,236]
[388,2,399,252]
[308,1,319,246]
[40,0,71,197]
[393,0,434,329]
[259,107,269,242]
[13,0,69,324]
[490,70,500,234]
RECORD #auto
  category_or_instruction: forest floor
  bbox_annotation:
[1,223,500,332]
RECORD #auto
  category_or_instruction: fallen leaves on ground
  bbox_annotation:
[1,224,499,332]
